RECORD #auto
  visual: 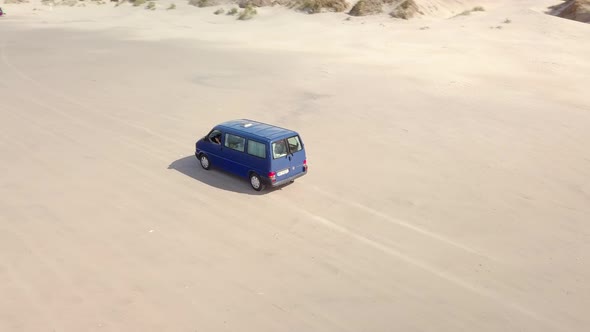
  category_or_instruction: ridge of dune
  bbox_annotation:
[391,0,488,17]
[1,0,499,18]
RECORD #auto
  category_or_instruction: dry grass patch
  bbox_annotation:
[291,0,348,14]
[455,5,485,17]
[189,0,216,7]
[348,0,382,16]
[548,0,590,22]
[58,0,78,6]
[390,0,421,19]
[237,3,257,19]
[238,0,276,7]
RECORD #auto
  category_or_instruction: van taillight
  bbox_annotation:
[268,171,276,183]
[303,159,307,165]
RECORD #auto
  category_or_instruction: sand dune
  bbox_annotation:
[1,0,589,331]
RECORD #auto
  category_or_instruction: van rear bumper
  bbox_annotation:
[265,170,307,187]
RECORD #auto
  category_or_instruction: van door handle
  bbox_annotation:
[288,156,292,161]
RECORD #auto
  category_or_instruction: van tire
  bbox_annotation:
[249,173,265,191]
[199,154,211,170]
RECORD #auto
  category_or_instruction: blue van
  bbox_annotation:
[195,119,308,191]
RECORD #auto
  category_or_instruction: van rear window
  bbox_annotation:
[287,136,302,153]
[272,140,288,159]
[247,140,266,158]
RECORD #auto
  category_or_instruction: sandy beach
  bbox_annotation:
[1,0,589,331]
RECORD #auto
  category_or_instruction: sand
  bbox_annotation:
[1,0,589,331]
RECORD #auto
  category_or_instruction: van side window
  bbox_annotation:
[247,140,266,158]
[208,130,222,145]
[225,134,245,152]
[287,136,302,153]
[272,140,288,159]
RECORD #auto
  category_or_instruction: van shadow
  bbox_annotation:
[168,155,291,195]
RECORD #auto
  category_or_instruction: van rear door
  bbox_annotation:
[285,135,306,176]
[271,139,290,182]
[271,135,306,182]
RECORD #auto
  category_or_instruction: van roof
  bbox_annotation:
[217,119,299,142]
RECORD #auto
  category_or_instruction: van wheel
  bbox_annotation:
[249,173,265,191]
[199,154,210,170]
